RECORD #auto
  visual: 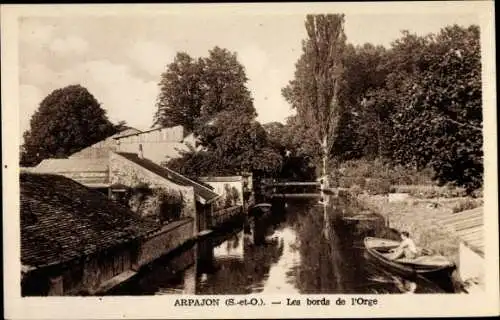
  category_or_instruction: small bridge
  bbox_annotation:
[256,179,351,199]
[258,180,322,199]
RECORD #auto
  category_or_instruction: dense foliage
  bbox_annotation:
[154,47,256,133]
[283,20,483,192]
[157,47,282,177]
[21,85,117,166]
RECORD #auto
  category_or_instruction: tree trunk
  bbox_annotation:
[320,135,329,206]
[321,135,329,188]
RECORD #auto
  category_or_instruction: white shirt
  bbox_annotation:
[401,238,418,254]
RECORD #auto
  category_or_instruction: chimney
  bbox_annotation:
[138,144,144,159]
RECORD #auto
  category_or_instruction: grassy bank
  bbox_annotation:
[354,192,483,291]
[329,159,484,291]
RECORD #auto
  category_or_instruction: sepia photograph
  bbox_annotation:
[2,2,498,319]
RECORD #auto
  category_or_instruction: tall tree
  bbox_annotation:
[154,47,256,133]
[283,14,347,185]
[198,47,256,122]
[157,46,281,176]
[21,85,117,166]
[336,43,389,160]
[154,52,205,133]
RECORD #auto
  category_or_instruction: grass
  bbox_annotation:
[332,158,484,290]
[357,194,469,261]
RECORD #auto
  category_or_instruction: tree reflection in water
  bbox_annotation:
[198,232,285,294]
[290,200,348,293]
[110,197,447,295]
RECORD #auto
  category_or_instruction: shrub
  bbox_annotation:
[451,198,483,213]
[349,184,363,196]
[336,158,434,187]
[223,184,241,208]
[155,189,184,223]
[365,178,392,195]
[392,185,467,198]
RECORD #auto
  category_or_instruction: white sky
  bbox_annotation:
[18,12,479,138]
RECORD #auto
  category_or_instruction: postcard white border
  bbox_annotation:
[2,2,498,319]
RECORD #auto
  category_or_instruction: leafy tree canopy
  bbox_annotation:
[280,21,482,191]
[154,47,256,133]
[157,47,281,177]
[21,84,117,166]
[371,25,482,191]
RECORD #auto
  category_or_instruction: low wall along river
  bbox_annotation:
[110,195,456,295]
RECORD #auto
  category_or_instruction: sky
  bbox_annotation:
[18,11,479,139]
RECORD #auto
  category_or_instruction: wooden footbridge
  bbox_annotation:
[256,179,350,199]
[257,180,321,199]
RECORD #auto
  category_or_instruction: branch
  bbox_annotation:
[440,116,482,131]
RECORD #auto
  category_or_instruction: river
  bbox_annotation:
[110,197,452,295]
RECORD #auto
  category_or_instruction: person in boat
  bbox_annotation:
[388,231,418,260]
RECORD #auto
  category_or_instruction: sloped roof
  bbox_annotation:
[34,158,108,173]
[32,158,109,186]
[112,128,142,139]
[20,172,157,269]
[437,206,484,257]
[115,152,219,203]
[114,125,184,140]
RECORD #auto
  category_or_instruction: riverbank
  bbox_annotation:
[354,192,484,292]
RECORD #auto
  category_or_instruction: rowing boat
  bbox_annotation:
[364,237,455,278]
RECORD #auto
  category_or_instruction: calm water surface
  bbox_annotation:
[112,199,448,295]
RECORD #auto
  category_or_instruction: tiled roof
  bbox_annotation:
[115,152,219,203]
[437,206,484,257]
[20,172,157,269]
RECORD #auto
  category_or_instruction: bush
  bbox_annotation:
[336,158,434,186]
[155,189,184,223]
[349,184,363,196]
[451,198,483,213]
[365,178,392,195]
[392,185,468,198]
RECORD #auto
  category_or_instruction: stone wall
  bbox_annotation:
[136,218,194,267]
[109,152,196,221]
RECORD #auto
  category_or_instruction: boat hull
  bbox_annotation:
[364,237,455,279]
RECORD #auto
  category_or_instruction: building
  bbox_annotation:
[109,151,219,232]
[30,158,110,194]
[69,127,142,159]
[199,174,253,209]
[32,128,142,194]
[20,172,158,296]
[113,125,199,165]
[31,126,218,223]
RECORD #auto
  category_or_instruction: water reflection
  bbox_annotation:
[112,197,448,295]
